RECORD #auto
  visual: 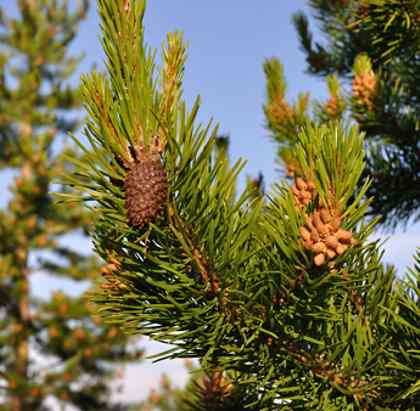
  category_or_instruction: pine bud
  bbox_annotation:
[325,235,339,249]
[350,237,359,245]
[326,248,336,259]
[312,211,324,231]
[307,180,316,191]
[319,208,332,224]
[299,226,311,242]
[336,229,352,242]
[304,215,315,230]
[310,229,320,243]
[317,223,330,237]
[314,253,325,266]
[336,243,348,255]
[301,190,312,200]
[302,240,313,250]
[330,216,342,231]
[296,177,307,191]
[312,242,327,254]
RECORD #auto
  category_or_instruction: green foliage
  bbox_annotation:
[0,1,142,410]
[350,0,420,63]
[63,0,419,410]
[137,369,259,411]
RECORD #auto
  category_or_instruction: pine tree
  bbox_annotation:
[0,1,143,410]
[63,0,420,410]
[139,367,257,411]
[270,0,420,229]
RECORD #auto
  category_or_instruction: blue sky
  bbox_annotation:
[1,0,419,404]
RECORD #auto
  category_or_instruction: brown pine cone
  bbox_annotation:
[124,156,168,227]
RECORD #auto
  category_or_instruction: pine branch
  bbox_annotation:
[63,1,420,410]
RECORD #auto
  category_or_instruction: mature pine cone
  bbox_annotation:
[124,156,168,227]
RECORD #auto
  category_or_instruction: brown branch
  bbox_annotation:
[192,247,221,295]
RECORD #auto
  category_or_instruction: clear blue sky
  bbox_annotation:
[1,0,419,403]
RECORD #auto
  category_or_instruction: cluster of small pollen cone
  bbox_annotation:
[100,258,128,292]
[352,71,377,111]
[291,177,316,208]
[267,97,294,125]
[200,372,233,403]
[325,95,344,118]
[299,208,358,266]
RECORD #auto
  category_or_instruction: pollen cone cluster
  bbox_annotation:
[200,372,233,405]
[124,155,168,227]
[299,207,358,266]
[325,95,344,118]
[267,97,294,125]
[325,95,339,117]
[291,177,316,208]
[352,71,377,111]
